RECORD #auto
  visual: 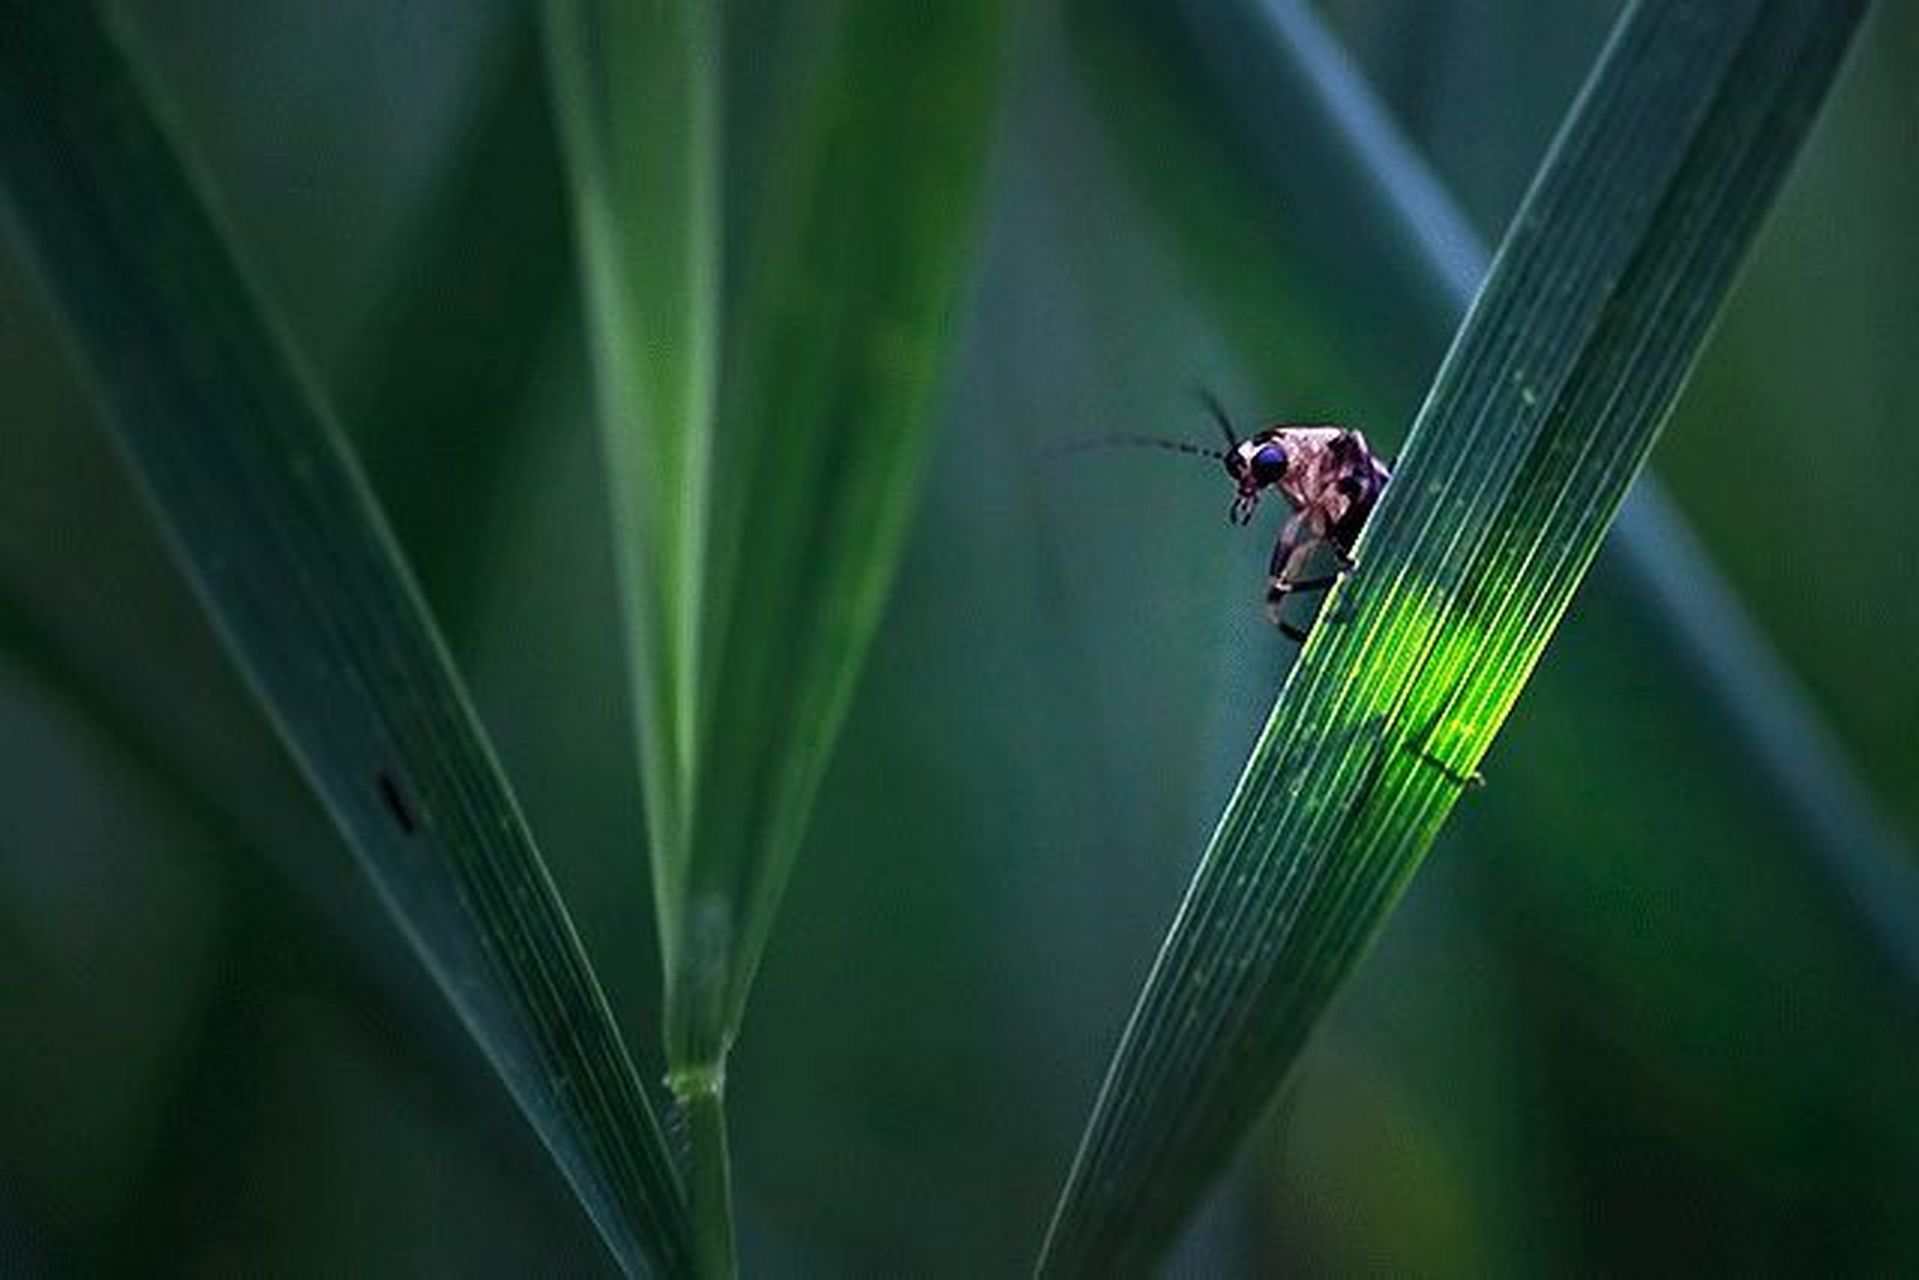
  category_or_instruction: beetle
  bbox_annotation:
[1061,392,1391,642]
[1202,392,1392,641]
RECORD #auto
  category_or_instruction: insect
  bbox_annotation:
[1205,392,1392,641]
[1064,392,1392,641]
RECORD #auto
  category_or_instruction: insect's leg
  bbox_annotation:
[1267,515,1309,584]
[1266,520,1319,633]
[1279,570,1346,594]
[1265,587,1298,633]
[1277,619,1312,644]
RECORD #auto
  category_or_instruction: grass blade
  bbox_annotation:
[1039,0,1871,1270]
[550,0,1014,1082]
[678,0,1011,1071]
[547,3,1010,1268]
[1180,0,1919,990]
[543,0,720,958]
[1065,0,1919,987]
[0,5,691,1274]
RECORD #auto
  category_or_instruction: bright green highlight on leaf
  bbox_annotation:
[1076,0,1918,986]
[1040,0,1870,1271]
[0,4,692,1276]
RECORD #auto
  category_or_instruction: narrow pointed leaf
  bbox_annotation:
[0,5,690,1274]
[1040,0,1871,1270]
[1068,0,1916,988]
[1176,0,1919,988]
[678,3,1010,1069]
[543,0,721,950]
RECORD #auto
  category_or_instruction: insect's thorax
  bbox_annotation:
[1270,427,1350,510]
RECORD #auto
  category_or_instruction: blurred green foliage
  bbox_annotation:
[2,0,1914,1275]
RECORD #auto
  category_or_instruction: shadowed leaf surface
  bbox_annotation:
[0,5,691,1273]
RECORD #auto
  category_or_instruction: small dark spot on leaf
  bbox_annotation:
[1403,742,1483,791]
[378,771,417,834]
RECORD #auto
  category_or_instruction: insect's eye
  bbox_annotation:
[1251,443,1288,484]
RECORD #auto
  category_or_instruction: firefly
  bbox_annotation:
[1066,391,1392,642]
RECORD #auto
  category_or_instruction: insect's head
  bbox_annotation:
[1196,388,1287,525]
[1224,433,1290,525]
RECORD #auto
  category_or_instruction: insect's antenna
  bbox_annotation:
[1192,386,1240,449]
[1043,432,1229,464]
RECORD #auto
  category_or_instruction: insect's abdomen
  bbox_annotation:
[1329,433,1389,553]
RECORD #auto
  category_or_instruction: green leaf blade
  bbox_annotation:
[544,0,722,936]
[673,2,1012,1069]
[0,5,691,1275]
[1040,0,1869,1271]
[547,4,1012,1266]
[1077,0,1918,985]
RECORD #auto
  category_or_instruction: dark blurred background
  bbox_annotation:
[3,1,1914,1274]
